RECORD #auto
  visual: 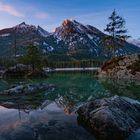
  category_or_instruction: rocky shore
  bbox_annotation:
[98,54,140,79]
[1,64,48,79]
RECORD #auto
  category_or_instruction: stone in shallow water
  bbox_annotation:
[77,96,140,140]
[0,83,55,95]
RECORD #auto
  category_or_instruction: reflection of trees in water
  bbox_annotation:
[47,73,110,105]
[100,78,140,100]
[0,96,46,122]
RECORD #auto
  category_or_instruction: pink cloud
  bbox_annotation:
[0,2,24,17]
[34,12,48,19]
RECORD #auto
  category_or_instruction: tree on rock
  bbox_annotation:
[21,45,42,72]
[104,10,130,58]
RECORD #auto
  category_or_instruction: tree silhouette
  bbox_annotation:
[22,45,42,71]
[104,10,130,58]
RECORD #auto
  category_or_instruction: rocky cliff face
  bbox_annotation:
[98,54,140,79]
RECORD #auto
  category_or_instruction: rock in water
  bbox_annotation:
[0,83,55,95]
[2,64,30,78]
[77,96,140,140]
[2,64,48,78]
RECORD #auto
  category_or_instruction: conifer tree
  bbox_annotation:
[21,45,42,71]
[104,10,130,57]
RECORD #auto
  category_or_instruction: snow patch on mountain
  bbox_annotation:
[87,34,93,40]
[43,42,48,46]
[47,46,54,52]
[34,41,40,46]
[37,26,50,37]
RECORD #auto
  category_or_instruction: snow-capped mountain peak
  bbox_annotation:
[55,19,104,39]
[14,22,35,29]
[15,22,27,28]
[62,19,73,26]
[62,19,86,33]
[13,22,36,33]
[13,22,50,37]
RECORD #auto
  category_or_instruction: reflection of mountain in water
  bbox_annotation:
[46,74,110,114]
[0,74,110,115]
[0,73,140,140]
[0,100,96,140]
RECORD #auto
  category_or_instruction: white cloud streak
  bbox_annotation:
[0,2,24,17]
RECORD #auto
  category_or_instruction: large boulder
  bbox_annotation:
[77,96,140,140]
[2,64,31,78]
[98,54,140,79]
[2,64,48,78]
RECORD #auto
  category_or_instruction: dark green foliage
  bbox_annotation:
[20,45,43,71]
[104,10,130,57]
[0,57,16,68]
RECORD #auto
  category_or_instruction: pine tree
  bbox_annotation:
[104,10,130,58]
[21,45,42,71]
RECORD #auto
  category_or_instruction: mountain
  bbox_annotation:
[0,22,53,57]
[37,25,50,37]
[0,20,140,61]
[53,19,140,60]
[129,38,140,47]
[54,19,105,59]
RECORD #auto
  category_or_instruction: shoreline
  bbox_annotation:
[44,67,100,72]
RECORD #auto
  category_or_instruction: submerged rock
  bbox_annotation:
[0,83,55,95]
[77,96,140,140]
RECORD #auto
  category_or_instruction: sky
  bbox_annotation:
[0,0,139,39]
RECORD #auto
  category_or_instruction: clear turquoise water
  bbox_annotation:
[0,72,140,140]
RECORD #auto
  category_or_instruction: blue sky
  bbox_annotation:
[0,0,139,38]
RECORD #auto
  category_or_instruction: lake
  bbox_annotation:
[0,72,140,140]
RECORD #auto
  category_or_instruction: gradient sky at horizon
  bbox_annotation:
[0,0,139,39]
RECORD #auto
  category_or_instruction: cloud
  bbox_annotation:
[34,12,48,19]
[0,2,24,17]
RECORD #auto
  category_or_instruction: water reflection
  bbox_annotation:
[99,78,140,101]
[0,100,96,140]
[0,73,140,140]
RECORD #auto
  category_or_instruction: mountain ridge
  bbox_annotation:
[0,20,139,61]
[129,38,140,47]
